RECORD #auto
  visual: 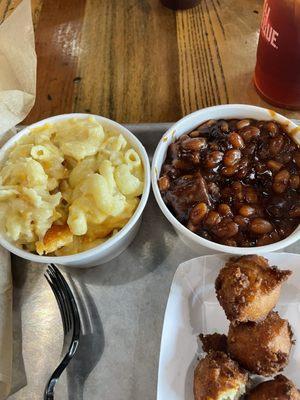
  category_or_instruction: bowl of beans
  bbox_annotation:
[152,104,300,254]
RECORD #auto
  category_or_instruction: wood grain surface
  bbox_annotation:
[25,0,87,123]
[0,0,299,123]
[75,0,180,123]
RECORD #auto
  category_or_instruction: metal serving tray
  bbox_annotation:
[8,121,300,400]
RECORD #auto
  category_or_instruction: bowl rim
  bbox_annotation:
[0,113,151,263]
[151,104,300,254]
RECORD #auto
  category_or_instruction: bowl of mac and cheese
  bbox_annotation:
[0,114,150,267]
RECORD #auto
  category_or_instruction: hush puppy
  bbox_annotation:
[216,255,291,323]
[228,312,293,376]
[247,375,300,400]
[194,351,248,400]
[199,333,228,353]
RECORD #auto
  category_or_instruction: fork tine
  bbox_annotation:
[50,264,80,337]
[49,265,76,329]
[45,268,70,333]
[49,265,81,358]
[50,275,70,332]
[45,271,68,334]
[48,265,73,331]
[49,264,73,298]
[48,265,73,329]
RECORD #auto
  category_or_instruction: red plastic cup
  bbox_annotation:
[254,0,300,110]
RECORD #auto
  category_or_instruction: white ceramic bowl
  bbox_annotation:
[0,113,150,268]
[152,104,300,255]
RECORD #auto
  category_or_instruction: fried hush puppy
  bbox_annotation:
[194,351,248,400]
[215,255,291,323]
[199,333,228,353]
[228,312,293,376]
[247,375,300,400]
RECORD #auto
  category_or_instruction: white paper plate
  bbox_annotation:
[157,253,300,400]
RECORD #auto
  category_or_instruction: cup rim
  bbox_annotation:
[151,104,300,254]
[0,113,151,263]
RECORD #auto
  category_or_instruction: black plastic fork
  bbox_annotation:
[44,264,81,400]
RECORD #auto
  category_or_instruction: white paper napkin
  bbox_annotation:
[0,0,36,398]
[0,249,11,400]
[0,0,36,136]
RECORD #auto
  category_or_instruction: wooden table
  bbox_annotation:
[1,0,300,124]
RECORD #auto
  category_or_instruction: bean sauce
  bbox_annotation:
[158,119,300,247]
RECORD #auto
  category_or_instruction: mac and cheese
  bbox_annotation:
[0,117,144,255]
